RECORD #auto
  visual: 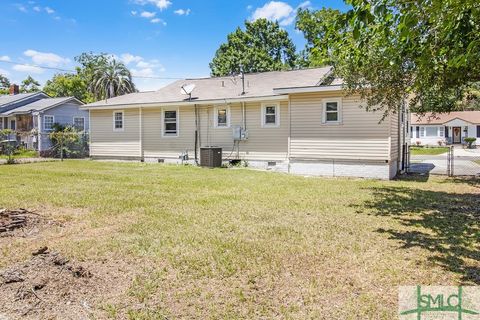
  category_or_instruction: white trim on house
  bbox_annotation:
[261,102,280,128]
[73,116,86,132]
[322,98,342,125]
[273,85,343,95]
[113,110,124,132]
[213,105,231,128]
[161,107,179,138]
[81,95,289,111]
[43,115,54,131]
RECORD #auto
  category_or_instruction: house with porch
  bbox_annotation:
[410,111,480,146]
[0,85,88,151]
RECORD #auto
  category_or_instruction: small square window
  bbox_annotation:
[262,104,279,127]
[323,100,341,124]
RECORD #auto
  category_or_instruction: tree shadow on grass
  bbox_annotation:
[361,186,480,284]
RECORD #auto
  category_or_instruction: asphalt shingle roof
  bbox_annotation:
[411,111,480,125]
[85,67,335,108]
[2,97,80,115]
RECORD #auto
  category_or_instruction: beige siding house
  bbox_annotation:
[83,67,407,179]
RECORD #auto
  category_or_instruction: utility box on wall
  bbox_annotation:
[233,126,248,141]
[200,147,222,168]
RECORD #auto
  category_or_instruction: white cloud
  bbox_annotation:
[174,8,191,16]
[12,64,44,74]
[15,4,27,12]
[140,11,156,18]
[247,5,253,10]
[33,6,41,12]
[120,53,143,65]
[45,7,55,14]
[131,67,155,77]
[23,49,70,67]
[150,18,166,25]
[0,56,11,62]
[131,10,137,15]
[251,1,311,26]
[134,0,172,11]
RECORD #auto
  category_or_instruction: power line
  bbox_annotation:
[0,59,184,80]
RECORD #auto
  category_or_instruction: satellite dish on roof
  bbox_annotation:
[181,84,196,95]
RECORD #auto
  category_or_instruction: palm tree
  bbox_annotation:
[92,59,136,100]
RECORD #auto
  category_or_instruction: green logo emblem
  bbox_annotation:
[400,286,479,320]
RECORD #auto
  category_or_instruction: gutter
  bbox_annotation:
[80,95,289,111]
[273,85,343,95]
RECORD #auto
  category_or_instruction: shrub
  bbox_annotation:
[464,137,477,149]
[48,124,89,160]
[416,141,421,146]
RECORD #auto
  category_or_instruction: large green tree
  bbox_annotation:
[320,0,480,115]
[0,74,10,95]
[20,76,40,93]
[210,19,297,76]
[43,71,93,103]
[296,8,346,67]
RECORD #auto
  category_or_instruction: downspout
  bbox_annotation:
[139,107,144,161]
[194,104,199,165]
[287,95,291,173]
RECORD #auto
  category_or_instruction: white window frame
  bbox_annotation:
[322,98,342,124]
[9,119,15,130]
[43,115,54,131]
[439,126,445,137]
[73,116,86,132]
[424,126,438,137]
[214,106,230,128]
[161,107,179,138]
[113,111,124,132]
[261,102,280,128]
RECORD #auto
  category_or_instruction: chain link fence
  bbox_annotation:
[407,145,480,177]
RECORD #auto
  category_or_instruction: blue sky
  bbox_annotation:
[0,0,347,91]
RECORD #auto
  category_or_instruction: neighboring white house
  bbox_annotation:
[82,67,408,180]
[411,111,480,146]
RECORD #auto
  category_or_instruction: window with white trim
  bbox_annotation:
[73,117,85,131]
[322,99,342,123]
[44,115,54,131]
[439,126,445,137]
[163,109,178,137]
[214,106,230,128]
[261,103,279,127]
[425,127,437,137]
[113,111,123,131]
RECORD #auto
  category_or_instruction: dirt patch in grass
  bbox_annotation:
[0,247,135,320]
[0,208,62,238]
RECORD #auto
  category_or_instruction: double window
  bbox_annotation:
[113,111,124,131]
[163,109,178,137]
[44,115,54,131]
[261,103,280,127]
[322,99,342,124]
[73,117,85,131]
[214,106,230,128]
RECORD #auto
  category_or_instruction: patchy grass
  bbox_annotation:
[0,149,38,159]
[410,146,449,155]
[0,161,478,319]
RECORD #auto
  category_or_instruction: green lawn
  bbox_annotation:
[410,146,449,155]
[0,149,38,159]
[0,161,478,319]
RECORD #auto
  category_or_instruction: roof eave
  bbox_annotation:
[81,94,289,110]
[273,85,343,94]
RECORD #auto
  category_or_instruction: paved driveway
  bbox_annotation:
[409,148,480,176]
